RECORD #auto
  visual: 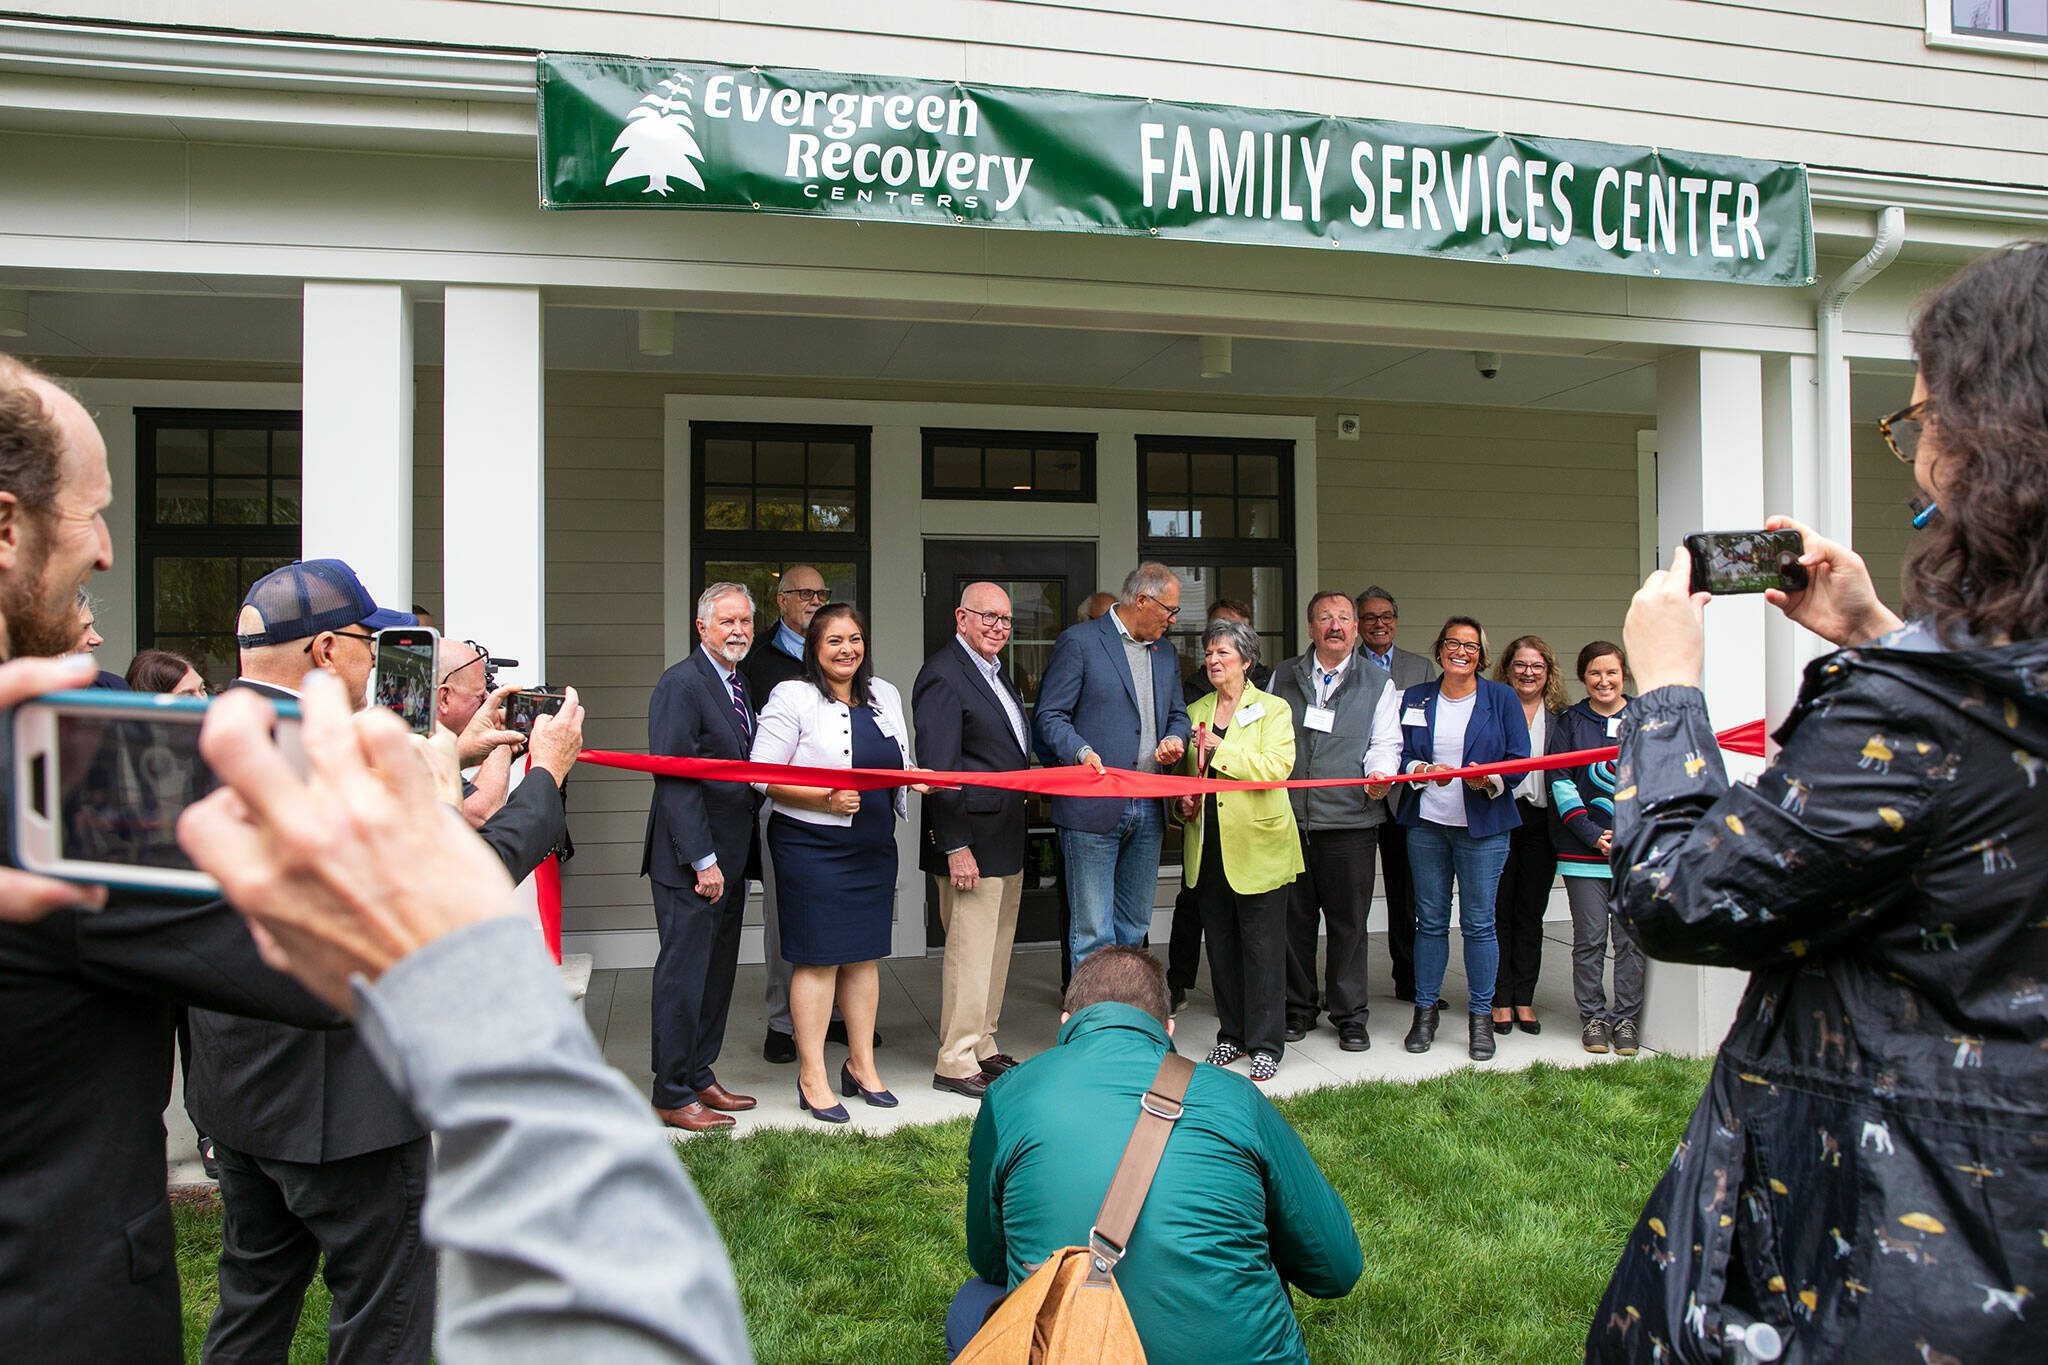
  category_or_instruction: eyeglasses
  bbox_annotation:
[1141,594,1183,622]
[305,629,377,656]
[1359,611,1397,625]
[1878,401,1930,464]
[1509,662,1547,674]
[779,587,830,603]
[961,608,1014,630]
[1438,639,1483,657]
[440,641,499,690]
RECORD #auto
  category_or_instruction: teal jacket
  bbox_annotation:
[967,1004,1361,1365]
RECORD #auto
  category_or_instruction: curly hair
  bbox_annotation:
[1492,634,1569,712]
[0,354,66,518]
[1902,241,2048,646]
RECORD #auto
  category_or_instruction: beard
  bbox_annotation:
[714,635,750,664]
[0,538,87,660]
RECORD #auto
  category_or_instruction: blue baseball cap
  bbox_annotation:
[235,559,417,648]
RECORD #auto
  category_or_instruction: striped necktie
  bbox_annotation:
[728,670,750,736]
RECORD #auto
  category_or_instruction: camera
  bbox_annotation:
[1473,351,1501,380]
[505,688,567,737]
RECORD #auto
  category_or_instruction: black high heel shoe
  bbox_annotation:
[798,1081,849,1124]
[840,1063,899,1108]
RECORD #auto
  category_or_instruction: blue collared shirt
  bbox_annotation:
[774,620,805,659]
[1361,645,1394,673]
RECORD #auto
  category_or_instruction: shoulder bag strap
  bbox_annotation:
[1083,1051,1196,1286]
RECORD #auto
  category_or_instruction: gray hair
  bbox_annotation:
[1202,616,1260,672]
[695,581,755,625]
[1119,562,1178,607]
[1355,584,1398,615]
[75,584,92,612]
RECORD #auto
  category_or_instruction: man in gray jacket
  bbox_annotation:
[1273,592,1404,1049]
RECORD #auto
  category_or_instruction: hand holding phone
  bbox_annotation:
[1683,529,1809,596]
[372,627,439,736]
[0,655,110,918]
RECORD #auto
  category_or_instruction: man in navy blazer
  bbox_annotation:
[914,582,1033,1100]
[641,581,765,1133]
[1033,563,1191,967]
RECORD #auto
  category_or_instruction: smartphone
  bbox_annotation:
[1684,529,1810,596]
[8,689,303,897]
[505,687,567,737]
[372,626,439,736]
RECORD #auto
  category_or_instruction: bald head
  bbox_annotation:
[954,581,1013,662]
[0,355,116,660]
[774,563,827,633]
[437,638,489,733]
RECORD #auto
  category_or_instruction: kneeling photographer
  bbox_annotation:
[1589,243,2048,1363]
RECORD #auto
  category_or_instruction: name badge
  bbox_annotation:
[872,708,900,739]
[1303,705,1337,733]
[1235,702,1265,723]
[1607,716,1623,738]
[1403,706,1427,727]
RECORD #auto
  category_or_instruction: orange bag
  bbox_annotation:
[954,1053,1195,1365]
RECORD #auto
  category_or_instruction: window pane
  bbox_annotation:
[809,497,856,534]
[1238,453,1281,495]
[755,441,805,487]
[155,557,238,634]
[930,445,980,488]
[215,428,267,478]
[1191,496,1233,538]
[755,487,806,532]
[703,487,750,531]
[703,438,751,485]
[271,428,301,476]
[213,478,268,525]
[1034,449,1082,492]
[156,477,209,524]
[1147,508,1192,538]
[272,478,302,525]
[809,442,856,487]
[1239,498,1281,539]
[1191,452,1234,494]
[155,428,208,476]
[1147,450,1187,494]
[985,447,1031,491]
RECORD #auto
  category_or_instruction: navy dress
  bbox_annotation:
[769,704,902,965]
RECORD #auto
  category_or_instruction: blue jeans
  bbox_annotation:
[1060,799,1164,965]
[945,1276,1009,1358]
[1406,822,1510,1015]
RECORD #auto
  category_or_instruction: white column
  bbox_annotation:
[871,421,926,959]
[442,286,546,685]
[1762,353,1825,736]
[1642,350,1767,1055]
[302,283,412,605]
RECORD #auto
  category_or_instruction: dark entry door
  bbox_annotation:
[921,539,1098,947]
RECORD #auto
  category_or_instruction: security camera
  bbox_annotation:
[1474,351,1501,380]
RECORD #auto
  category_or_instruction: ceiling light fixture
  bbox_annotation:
[636,308,674,357]
[0,289,28,339]
[1199,334,1232,379]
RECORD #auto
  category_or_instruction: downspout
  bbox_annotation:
[1813,205,1905,541]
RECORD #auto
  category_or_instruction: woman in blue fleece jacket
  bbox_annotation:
[1546,641,1642,1057]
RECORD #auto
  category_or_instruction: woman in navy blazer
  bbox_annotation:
[1392,616,1529,1061]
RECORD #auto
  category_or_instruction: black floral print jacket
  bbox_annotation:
[1588,624,2048,1365]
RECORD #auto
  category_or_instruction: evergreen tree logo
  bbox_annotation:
[606,73,707,196]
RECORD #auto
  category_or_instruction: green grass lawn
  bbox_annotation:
[176,1055,1710,1363]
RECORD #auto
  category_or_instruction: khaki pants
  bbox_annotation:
[934,872,1024,1079]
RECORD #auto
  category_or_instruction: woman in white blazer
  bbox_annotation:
[751,603,922,1123]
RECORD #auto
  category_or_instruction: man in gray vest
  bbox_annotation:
[1273,592,1403,1049]
[1354,585,1440,1006]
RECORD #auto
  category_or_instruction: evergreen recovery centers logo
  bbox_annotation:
[606,74,707,196]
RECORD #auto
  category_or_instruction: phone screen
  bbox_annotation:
[1686,529,1808,596]
[374,628,438,735]
[44,712,216,873]
[505,689,565,736]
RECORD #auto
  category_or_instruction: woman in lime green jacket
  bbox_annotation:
[1176,617,1305,1081]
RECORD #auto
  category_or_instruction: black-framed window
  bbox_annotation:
[1953,0,2047,41]
[922,428,1096,502]
[691,422,871,626]
[136,409,302,688]
[1138,435,1297,684]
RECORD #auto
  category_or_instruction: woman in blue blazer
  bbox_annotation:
[1393,616,1529,1061]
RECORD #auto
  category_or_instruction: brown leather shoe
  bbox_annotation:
[696,1083,757,1112]
[655,1102,734,1133]
[978,1053,1021,1074]
[933,1071,991,1099]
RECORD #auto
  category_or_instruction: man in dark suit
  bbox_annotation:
[914,582,1032,1101]
[642,581,764,1133]
[741,562,823,1063]
[1355,585,1441,1006]
[187,560,580,1363]
[1033,562,1191,968]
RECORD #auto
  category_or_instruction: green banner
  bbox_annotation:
[539,54,1815,288]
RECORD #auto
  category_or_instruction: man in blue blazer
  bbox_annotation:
[1033,563,1191,966]
[641,581,765,1132]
